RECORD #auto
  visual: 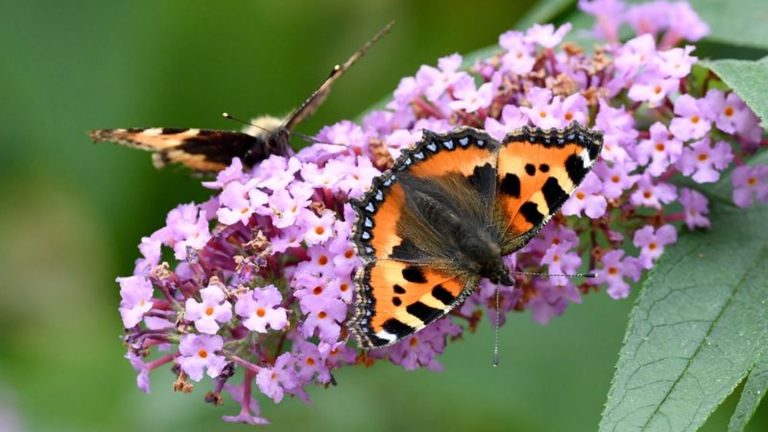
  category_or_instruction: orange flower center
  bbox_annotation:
[690,115,701,124]
[318,311,327,319]
[724,106,734,117]
[565,112,574,121]
[344,249,354,259]
[315,226,325,235]
[205,306,214,316]
[653,85,662,94]
[697,153,709,162]
[409,337,419,346]
[539,111,548,118]
[643,191,652,199]
[313,286,323,295]
[318,255,329,265]
[306,357,316,366]
[747,176,757,186]
[256,307,266,317]
[611,175,620,183]
[648,242,658,250]
[340,283,349,292]
[608,266,619,276]
[655,143,665,152]
[576,191,586,199]
[198,349,208,358]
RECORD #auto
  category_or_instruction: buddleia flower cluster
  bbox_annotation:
[118,0,766,425]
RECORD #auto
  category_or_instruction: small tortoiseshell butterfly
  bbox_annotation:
[89,21,394,173]
[349,123,603,349]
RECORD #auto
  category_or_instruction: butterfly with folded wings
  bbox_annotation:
[90,21,394,173]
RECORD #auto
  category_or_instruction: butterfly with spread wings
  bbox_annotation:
[90,21,394,173]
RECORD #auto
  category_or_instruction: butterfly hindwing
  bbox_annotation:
[351,260,477,348]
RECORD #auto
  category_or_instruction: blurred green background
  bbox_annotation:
[1,1,766,431]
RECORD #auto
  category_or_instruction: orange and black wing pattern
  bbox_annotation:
[495,124,603,253]
[350,128,496,348]
[349,123,602,349]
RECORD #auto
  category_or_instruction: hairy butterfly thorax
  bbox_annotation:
[349,123,603,349]
[89,21,394,173]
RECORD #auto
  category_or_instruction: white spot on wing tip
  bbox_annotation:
[144,128,164,136]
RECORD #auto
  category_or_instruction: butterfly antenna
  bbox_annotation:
[222,112,273,135]
[281,20,395,132]
[291,131,349,147]
[512,271,598,278]
[492,285,501,367]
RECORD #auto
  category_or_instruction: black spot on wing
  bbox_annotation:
[393,284,406,294]
[542,177,567,213]
[499,173,521,198]
[390,239,428,261]
[565,154,587,184]
[539,163,549,173]
[431,284,455,305]
[467,163,496,203]
[519,202,544,226]
[177,131,268,166]
[525,163,536,176]
[402,266,427,283]
[382,318,414,338]
[406,301,441,324]
[392,297,402,306]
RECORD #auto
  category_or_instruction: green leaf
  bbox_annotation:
[702,57,768,126]
[600,203,768,432]
[689,0,768,50]
[729,349,768,432]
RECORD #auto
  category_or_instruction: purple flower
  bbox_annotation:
[527,279,581,324]
[499,31,536,75]
[386,319,461,371]
[255,353,298,403]
[732,165,768,208]
[705,90,758,136]
[521,87,564,129]
[630,175,677,210]
[526,23,572,48]
[163,203,212,260]
[301,296,347,343]
[234,285,289,333]
[579,0,625,43]
[636,122,683,176]
[185,283,233,335]
[627,74,678,108]
[540,243,582,287]
[125,352,151,393]
[655,45,697,79]
[664,1,710,44]
[677,138,733,183]
[448,80,495,113]
[594,250,642,299]
[669,95,713,141]
[633,224,677,269]
[222,380,270,425]
[118,275,154,328]
[217,180,267,226]
[594,161,639,200]
[416,53,469,102]
[177,334,228,381]
[485,105,528,141]
[202,157,245,189]
[679,188,710,229]
[561,172,608,218]
[300,210,336,246]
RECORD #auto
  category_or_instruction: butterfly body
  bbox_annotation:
[349,123,603,349]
